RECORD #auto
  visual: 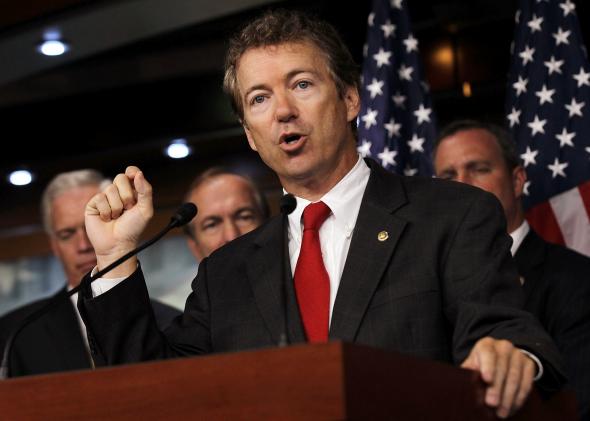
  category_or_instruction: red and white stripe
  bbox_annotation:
[526,180,590,257]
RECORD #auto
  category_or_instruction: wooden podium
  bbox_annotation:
[0,342,577,420]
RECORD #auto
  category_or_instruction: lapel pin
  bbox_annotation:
[377,231,389,242]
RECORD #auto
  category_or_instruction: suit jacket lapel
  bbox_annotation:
[330,161,408,341]
[247,217,305,346]
[44,288,92,370]
[514,230,547,300]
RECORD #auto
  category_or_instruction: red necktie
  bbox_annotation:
[294,201,331,343]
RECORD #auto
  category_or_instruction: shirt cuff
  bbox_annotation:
[89,266,128,298]
[518,348,543,381]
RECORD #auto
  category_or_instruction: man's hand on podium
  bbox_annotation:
[461,337,536,419]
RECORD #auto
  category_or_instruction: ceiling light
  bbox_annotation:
[8,170,33,186]
[166,138,191,159]
[38,39,69,56]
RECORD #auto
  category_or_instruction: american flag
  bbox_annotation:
[506,0,590,257]
[357,0,436,177]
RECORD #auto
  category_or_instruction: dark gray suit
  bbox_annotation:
[0,287,180,377]
[79,160,566,393]
[516,229,590,419]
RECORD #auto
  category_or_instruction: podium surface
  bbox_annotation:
[0,342,577,420]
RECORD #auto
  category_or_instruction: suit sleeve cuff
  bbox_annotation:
[518,348,543,381]
[90,265,134,297]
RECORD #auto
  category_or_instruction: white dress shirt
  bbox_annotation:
[509,220,530,257]
[287,155,370,325]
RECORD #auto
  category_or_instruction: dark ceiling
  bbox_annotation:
[0,0,588,244]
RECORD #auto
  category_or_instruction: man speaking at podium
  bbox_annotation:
[78,10,565,419]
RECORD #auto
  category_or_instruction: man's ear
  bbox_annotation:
[243,121,258,151]
[512,165,527,199]
[344,85,361,123]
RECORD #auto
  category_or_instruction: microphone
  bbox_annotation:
[278,193,297,347]
[280,193,297,216]
[0,203,197,379]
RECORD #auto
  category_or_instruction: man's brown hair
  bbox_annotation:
[223,8,360,123]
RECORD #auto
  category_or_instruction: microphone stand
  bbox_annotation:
[278,194,297,347]
[0,203,197,379]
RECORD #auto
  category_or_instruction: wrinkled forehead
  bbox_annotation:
[436,129,508,169]
[236,41,330,87]
[191,174,257,208]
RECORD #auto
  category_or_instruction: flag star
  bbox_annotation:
[553,27,571,46]
[413,104,432,124]
[407,134,425,152]
[363,43,368,58]
[392,92,407,108]
[381,20,396,38]
[535,84,555,105]
[565,98,585,117]
[507,107,521,127]
[378,147,397,168]
[391,0,403,10]
[512,76,528,96]
[404,165,418,176]
[366,78,385,99]
[527,114,547,136]
[547,158,569,178]
[544,56,564,75]
[519,46,535,65]
[520,146,538,167]
[357,139,372,158]
[384,118,402,138]
[373,48,392,68]
[573,67,590,87]
[586,146,590,157]
[398,64,414,81]
[403,35,419,53]
[368,13,375,27]
[559,0,576,16]
[555,127,576,148]
[527,14,544,33]
[515,10,521,24]
[361,108,379,129]
[523,181,531,196]
[421,81,430,93]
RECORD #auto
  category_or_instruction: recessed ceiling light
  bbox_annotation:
[8,170,33,186]
[38,39,69,56]
[166,138,191,159]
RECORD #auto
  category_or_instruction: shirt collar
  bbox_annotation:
[287,155,370,239]
[509,220,530,256]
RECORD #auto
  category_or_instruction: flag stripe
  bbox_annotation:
[550,186,590,255]
[578,180,590,219]
[526,201,566,245]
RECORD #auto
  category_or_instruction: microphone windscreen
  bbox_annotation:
[280,193,297,215]
[171,202,198,226]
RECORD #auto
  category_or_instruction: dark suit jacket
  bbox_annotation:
[0,286,180,377]
[79,160,566,393]
[516,229,590,419]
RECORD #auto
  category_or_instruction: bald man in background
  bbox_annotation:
[157,167,270,306]
[183,167,269,261]
[434,120,590,419]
